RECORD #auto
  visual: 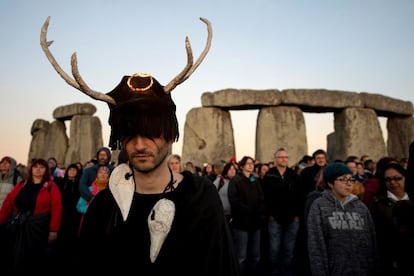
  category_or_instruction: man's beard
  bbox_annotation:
[98,158,108,166]
[130,145,169,174]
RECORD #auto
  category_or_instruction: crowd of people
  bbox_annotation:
[2,16,412,274]
[167,148,414,276]
[0,146,413,275]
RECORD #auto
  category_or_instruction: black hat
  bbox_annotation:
[106,73,178,149]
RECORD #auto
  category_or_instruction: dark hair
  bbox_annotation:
[76,162,84,172]
[64,163,82,181]
[28,158,51,183]
[312,149,327,159]
[239,156,254,167]
[374,157,398,178]
[345,155,359,163]
[301,155,313,163]
[363,159,375,169]
[222,162,237,177]
[0,156,12,164]
[378,162,406,195]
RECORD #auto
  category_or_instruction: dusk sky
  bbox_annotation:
[1,0,413,165]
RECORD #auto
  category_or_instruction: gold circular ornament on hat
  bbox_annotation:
[127,72,154,92]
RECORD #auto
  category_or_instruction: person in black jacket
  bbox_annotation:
[262,148,301,276]
[229,156,265,276]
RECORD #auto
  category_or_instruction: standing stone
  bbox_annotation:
[387,116,414,159]
[64,115,103,166]
[28,103,106,167]
[28,119,68,164]
[256,106,307,164]
[28,119,51,163]
[331,108,386,161]
[181,107,235,167]
[43,120,68,164]
[28,89,414,169]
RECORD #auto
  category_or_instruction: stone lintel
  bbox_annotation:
[360,92,413,116]
[53,103,97,120]
[201,89,281,109]
[200,88,412,117]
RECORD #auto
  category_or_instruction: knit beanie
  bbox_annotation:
[323,162,353,184]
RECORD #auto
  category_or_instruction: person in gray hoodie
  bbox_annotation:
[306,162,378,276]
[0,156,23,207]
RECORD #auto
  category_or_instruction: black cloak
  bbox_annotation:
[78,170,239,275]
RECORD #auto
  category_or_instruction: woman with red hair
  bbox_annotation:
[0,158,62,274]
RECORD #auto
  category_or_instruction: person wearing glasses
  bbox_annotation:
[370,162,413,276]
[306,162,378,276]
[262,148,301,276]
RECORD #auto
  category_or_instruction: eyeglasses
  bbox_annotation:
[276,156,289,159]
[335,177,356,184]
[384,176,403,182]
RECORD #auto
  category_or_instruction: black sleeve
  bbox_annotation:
[77,189,122,271]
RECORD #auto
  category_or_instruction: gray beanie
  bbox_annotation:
[323,162,353,184]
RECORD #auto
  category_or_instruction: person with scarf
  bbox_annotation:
[76,165,110,231]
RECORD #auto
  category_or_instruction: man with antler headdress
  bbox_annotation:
[40,17,239,275]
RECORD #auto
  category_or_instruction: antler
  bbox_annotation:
[163,17,212,93]
[40,16,116,105]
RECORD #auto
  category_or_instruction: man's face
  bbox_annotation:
[274,150,289,168]
[97,151,109,165]
[314,153,327,167]
[124,135,170,173]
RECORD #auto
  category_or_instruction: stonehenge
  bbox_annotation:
[181,89,414,166]
[29,89,414,168]
[28,103,104,166]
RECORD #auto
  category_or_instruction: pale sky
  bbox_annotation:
[1,0,413,165]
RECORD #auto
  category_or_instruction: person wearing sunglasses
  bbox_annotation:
[370,162,413,276]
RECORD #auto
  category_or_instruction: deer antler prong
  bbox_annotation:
[163,17,212,93]
[40,16,116,105]
[71,53,116,105]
